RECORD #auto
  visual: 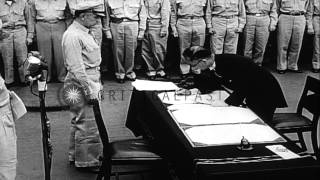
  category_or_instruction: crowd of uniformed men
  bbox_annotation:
[0,0,320,86]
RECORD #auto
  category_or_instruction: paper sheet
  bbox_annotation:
[266,145,300,159]
[131,79,179,91]
[159,90,229,105]
[184,124,285,146]
[169,106,260,125]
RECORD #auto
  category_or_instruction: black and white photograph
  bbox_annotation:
[0,0,320,179]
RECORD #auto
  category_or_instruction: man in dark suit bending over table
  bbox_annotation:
[182,46,288,123]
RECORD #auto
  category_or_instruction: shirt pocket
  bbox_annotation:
[281,0,293,8]
[52,1,67,11]
[0,6,9,16]
[213,0,225,8]
[229,0,239,7]
[12,4,25,16]
[35,1,47,10]
[298,0,307,9]
[127,3,140,16]
[148,0,162,16]
[109,2,124,16]
[194,0,206,13]
[261,0,272,11]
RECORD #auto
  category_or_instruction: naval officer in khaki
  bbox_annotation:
[30,0,70,82]
[62,2,103,169]
[243,0,277,66]
[0,0,34,86]
[206,0,246,55]
[104,0,147,83]
[170,0,209,75]
[142,0,170,79]
[276,0,310,74]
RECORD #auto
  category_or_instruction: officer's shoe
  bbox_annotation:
[126,72,136,81]
[5,82,15,89]
[288,69,303,73]
[277,70,286,74]
[156,70,167,79]
[312,68,320,73]
[116,78,125,84]
[148,76,156,80]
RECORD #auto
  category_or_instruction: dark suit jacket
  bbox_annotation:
[194,54,288,117]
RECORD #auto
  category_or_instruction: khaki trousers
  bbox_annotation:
[65,69,103,167]
[177,18,206,74]
[312,16,320,70]
[243,15,270,66]
[36,21,67,82]
[277,14,306,71]
[0,27,27,84]
[0,104,16,180]
[141,20,168,74]
[210,16,239,55]
[110,21,139,79]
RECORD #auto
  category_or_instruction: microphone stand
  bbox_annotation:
[30,72,52,180]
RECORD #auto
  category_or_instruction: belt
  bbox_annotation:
[2,24,25,30]
[213,15,237,19]
[86,67,100,71]
[178,16,203,20]
[246,13,268,17]
[281,12,305,16]
[37,19,62,24]
[110,18,138,23]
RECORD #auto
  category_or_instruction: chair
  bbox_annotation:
[90,100,168,180]
[272,76,320,159]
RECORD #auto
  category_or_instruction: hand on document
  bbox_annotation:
[175,88,199,96]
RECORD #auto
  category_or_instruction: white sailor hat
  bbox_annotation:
[69,0,105,16]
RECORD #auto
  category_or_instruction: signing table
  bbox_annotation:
[126,82,320,180]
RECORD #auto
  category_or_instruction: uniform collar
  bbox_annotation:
[73,21,90,34]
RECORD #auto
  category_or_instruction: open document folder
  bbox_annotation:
[184,124,285,146]
[131,79,179,91]
[168,105,261,126]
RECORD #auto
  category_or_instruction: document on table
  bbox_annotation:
[132,79,179,91]
[266,145,300,159]
[169,105,261,125]
[184,124,285,146]
[159,90,229,105]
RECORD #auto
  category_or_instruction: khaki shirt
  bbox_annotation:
[244,0,278,28]
[145,0,170,33]
[277,0,310,14]
[62,21,101,87]
[0,0,34,38]
[170,0,208,30]
[206,0,246,29]
[306,0,320,30]
[104,0,147,35]
[30,0,70,22]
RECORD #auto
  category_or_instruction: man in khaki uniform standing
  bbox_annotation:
[104,0,147,83]
[276,0,310,74]
[62,2,103,169]
[142,0,170,79]
[0,0,34,87]
[30,0,71,82]
[243,0,277,66]
[170,0,209,76]
[307,0,320,73]
[206,0,246,55]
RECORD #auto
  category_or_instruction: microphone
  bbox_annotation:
[24,51,48,84]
